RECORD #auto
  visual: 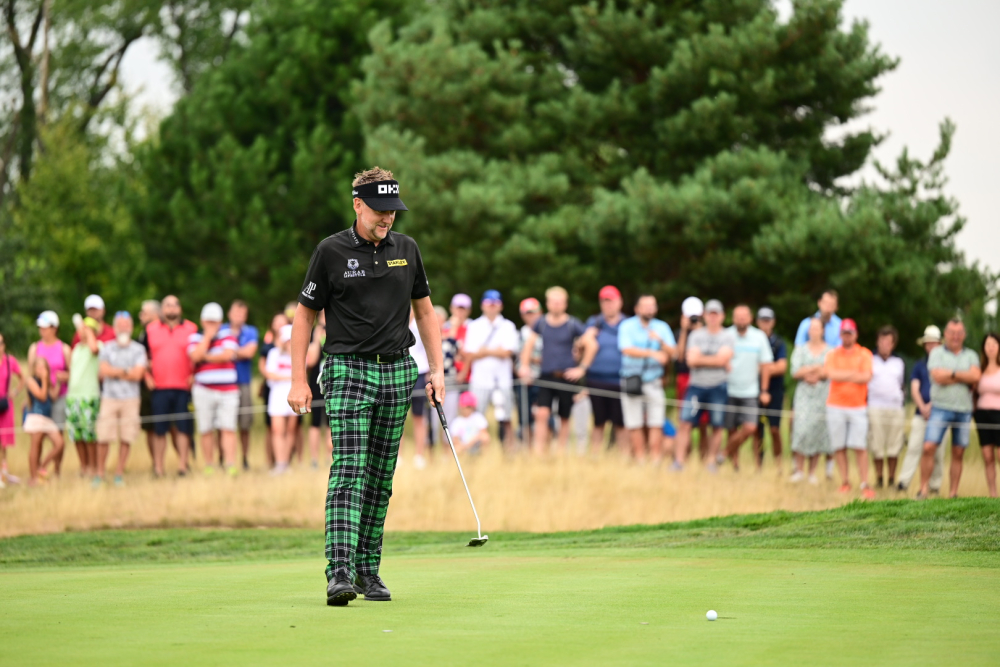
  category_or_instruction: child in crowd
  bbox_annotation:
[265,324,297,474]
[450,392,490,454]
[23,357,65,485]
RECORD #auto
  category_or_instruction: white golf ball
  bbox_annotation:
[706,610,718,621]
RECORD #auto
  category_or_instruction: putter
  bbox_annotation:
[431,397,488,547]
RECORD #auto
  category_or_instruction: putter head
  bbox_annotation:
[467,535,489,547]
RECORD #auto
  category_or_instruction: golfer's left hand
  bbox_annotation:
[426,370,445,406]
[287,380,313,414]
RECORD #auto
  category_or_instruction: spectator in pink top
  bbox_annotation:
[146,295,198,476]
[27,310,71,475]
[0,331,24,486]
[188,302,241,476]
[976,333,1000,497]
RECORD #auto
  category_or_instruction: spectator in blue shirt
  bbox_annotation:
[897,325,945,492]
[618,295,676,464]
[221,300,258,470]
[581,286,627,453]
[794,290,842,347]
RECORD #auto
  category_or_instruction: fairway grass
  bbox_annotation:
[2,500,998,666]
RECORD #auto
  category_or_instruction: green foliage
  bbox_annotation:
[134,0,412,322]
[0,209,50,354]
[11,121,149,321]
[352,0,991,349]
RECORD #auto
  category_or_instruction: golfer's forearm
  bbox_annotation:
[413,299,443,373]
[290,304,318,384]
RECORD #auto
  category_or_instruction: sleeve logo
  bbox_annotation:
[301,282,317,299]
[386,259,407,267]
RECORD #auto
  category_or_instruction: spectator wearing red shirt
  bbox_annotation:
[71,295,116,347]
[146,295,197,476]
[188,302,241,475]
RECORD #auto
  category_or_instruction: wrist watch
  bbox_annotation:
[951,370,956,380]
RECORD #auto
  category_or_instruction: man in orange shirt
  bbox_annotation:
[824,319,875,499]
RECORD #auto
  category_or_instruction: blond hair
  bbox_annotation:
[352,166,395,187]
[545,286,568,301]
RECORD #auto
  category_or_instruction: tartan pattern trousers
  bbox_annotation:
[321,353,417,582]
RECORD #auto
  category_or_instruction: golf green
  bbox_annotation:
[2,499,998,666]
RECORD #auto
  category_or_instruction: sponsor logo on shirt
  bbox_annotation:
[386,259,407,267]
[344,258,365,279]
[302,282,317,300]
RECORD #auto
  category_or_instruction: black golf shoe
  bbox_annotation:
[326,577,358,606]
[354,573,391,601]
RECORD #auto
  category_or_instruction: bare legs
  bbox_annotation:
[983,446,998,498]
[152,432,190,476]
[271,415,299,469]
[753,425,783,473]
[28,431,64,484]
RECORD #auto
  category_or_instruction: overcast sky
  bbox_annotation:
[119,0,999,274]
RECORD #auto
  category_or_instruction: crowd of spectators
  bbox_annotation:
[0,287,998,501]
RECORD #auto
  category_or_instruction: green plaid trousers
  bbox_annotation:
[321,353,417,582]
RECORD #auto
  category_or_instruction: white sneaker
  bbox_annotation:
[825,460,835,480]
[789,471,805,483]
[414,454,427,470]
[808,474,819,485]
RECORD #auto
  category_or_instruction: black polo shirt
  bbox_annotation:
[298,223,431,356]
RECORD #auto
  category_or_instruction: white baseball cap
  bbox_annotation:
[36,310,60,328]
[84,294,105,311]
[200,302,224,322]
[681,297,704,318]
[917,325,942,345]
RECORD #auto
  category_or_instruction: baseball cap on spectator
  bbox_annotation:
[704,299,724,314]
[757,306,775,320]
[519,297,540,314]
[84,294,105,311]
[840,318,858,333]
[36,310,60,328]
[681,297,704,318]
[598,285,621,301]
[279,323,294,343]
[200,302,225,322]
[451,294,472,309]
[482,289,502,304]
[459,391,477,408]
[917,325,942,344]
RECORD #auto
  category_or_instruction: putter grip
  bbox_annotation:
[433,396,449,429]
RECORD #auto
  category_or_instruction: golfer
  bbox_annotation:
[287,167,444,607]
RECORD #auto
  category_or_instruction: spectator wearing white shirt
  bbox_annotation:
[409,311,431,468]
[867,325,906,487]
[463,290,520,448]
[451,392,490,454]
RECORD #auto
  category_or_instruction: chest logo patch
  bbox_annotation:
[345,258,365,278]
[386,259,407,267]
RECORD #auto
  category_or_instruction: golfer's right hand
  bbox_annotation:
[426,370,445,406]
[287,380,313,414]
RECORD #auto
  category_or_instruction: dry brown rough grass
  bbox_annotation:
[0,423,990,538]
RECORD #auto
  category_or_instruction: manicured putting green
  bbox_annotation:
[2,500,998,666]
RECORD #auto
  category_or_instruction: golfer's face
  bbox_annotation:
[356,199,395,240]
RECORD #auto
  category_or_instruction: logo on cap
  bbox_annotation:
[377,184,399,195]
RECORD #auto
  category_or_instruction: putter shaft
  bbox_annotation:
[433,399,485,541]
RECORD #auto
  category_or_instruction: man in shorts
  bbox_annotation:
[221,300,259,470]
[919,318,980,499]
[515,297,543,443]
[897,326,946,492]
[518,286,595,453]
[464,290,519,448]
[824,318,875,498]
[581,286,627,452]
[867,325,906,488]
[96,312,147,485]
[188,302,241,475]
[754,307,787,472]
[674,299,734,471]
[618,295,675,463]
[723,305,773,471]
[146,295,197,476]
